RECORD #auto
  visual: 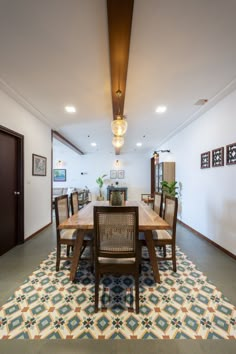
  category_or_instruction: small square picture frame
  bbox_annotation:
[212,147,224,167]
[201,151,210,169]
[226,142,236,165]
[118,170,125,179]
[110,170,117,179]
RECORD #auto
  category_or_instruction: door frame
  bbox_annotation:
[0,125,24,244]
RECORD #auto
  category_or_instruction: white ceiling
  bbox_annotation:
[0,0,236,155]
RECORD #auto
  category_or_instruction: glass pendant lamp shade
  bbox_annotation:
[111,115,128,136]
[112,136,124,148]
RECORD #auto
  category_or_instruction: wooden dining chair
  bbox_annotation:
[139,192,163,255]
[70,191,79,214]
[153,192,163,216]
[55,194,77,271]
[152,195,178,271]
[70,191,94,264]
[93,206,140,313]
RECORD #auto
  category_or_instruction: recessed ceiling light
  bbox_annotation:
[156,105,167,113]
[91,142,97,147]
[65,105,76,113]
[136,142,142,147]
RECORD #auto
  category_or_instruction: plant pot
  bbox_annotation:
[97,196,104,201]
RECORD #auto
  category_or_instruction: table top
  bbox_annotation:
[58,200,169,231]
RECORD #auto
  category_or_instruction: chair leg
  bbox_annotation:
[66,245,70,257]
[56,244,60,271]
[90,244,94,273]
[135,273,139,314]
[94,270,99,313]
[172,245,176,272]
[163,245,166,257]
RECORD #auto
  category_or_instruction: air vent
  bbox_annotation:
[194,99,208,106]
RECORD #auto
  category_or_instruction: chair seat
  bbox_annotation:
[98,257,135,264]
[152,229,172,240]
[60,229,77,240]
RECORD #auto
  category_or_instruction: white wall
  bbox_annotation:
[53,138,82,189]
[0,89,51,239]
[53,139,150,201]
[160,89,236,255]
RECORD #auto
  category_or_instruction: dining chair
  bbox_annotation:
[139,192,163,256]
[93,206,140,313]
[153,191,163,216]
[152,195,178,271]
[55,194,77,271]
[70,191,94,264]
[70,191,79,214]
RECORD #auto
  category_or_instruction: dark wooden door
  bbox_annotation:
[0,126,24,255]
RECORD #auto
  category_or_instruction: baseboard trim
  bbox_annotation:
[177,219,236,260]
[25,222,52,242]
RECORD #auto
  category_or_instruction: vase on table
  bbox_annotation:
[111,190,122,206]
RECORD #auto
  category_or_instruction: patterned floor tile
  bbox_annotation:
[0,246,235,339]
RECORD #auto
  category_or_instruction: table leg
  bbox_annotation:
[70,230,84,282]
[145,230,161,283]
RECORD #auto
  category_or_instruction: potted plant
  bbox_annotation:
[96,174,107,200]
[161,180,179,197]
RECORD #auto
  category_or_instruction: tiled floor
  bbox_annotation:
[0,222,235,353]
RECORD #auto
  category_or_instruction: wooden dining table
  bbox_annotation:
[58,200,170,283]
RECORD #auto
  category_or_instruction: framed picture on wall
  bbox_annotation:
[32,154,47,176]
[212,147,224,167]
[110,170,117,179]
[53,169,66,182]
[226,142,236,165]
[201,151,210,169]
[118,170,125,179]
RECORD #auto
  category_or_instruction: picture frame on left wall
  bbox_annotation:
[32,154,47,176]
[53,169,66,182]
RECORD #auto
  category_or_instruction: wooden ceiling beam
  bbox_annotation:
[107,0,134,154]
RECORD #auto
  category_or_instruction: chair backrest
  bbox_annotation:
[55,194,70,228]
[71,191,79,214]
[94,206,139,258]
[163,195,178,231]
[153,192,163,216]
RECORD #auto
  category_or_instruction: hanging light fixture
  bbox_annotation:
[153,150,170,165]
[111,89,128,137]
[112,136,124,148]
[111,115,128,136]
[153,151,159,165]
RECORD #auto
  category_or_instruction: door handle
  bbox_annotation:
[14,191,20,195]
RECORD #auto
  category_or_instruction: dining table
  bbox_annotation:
[58,200,170,283]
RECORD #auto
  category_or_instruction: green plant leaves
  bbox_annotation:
[96,174,107,189]
[161,180,179,197]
